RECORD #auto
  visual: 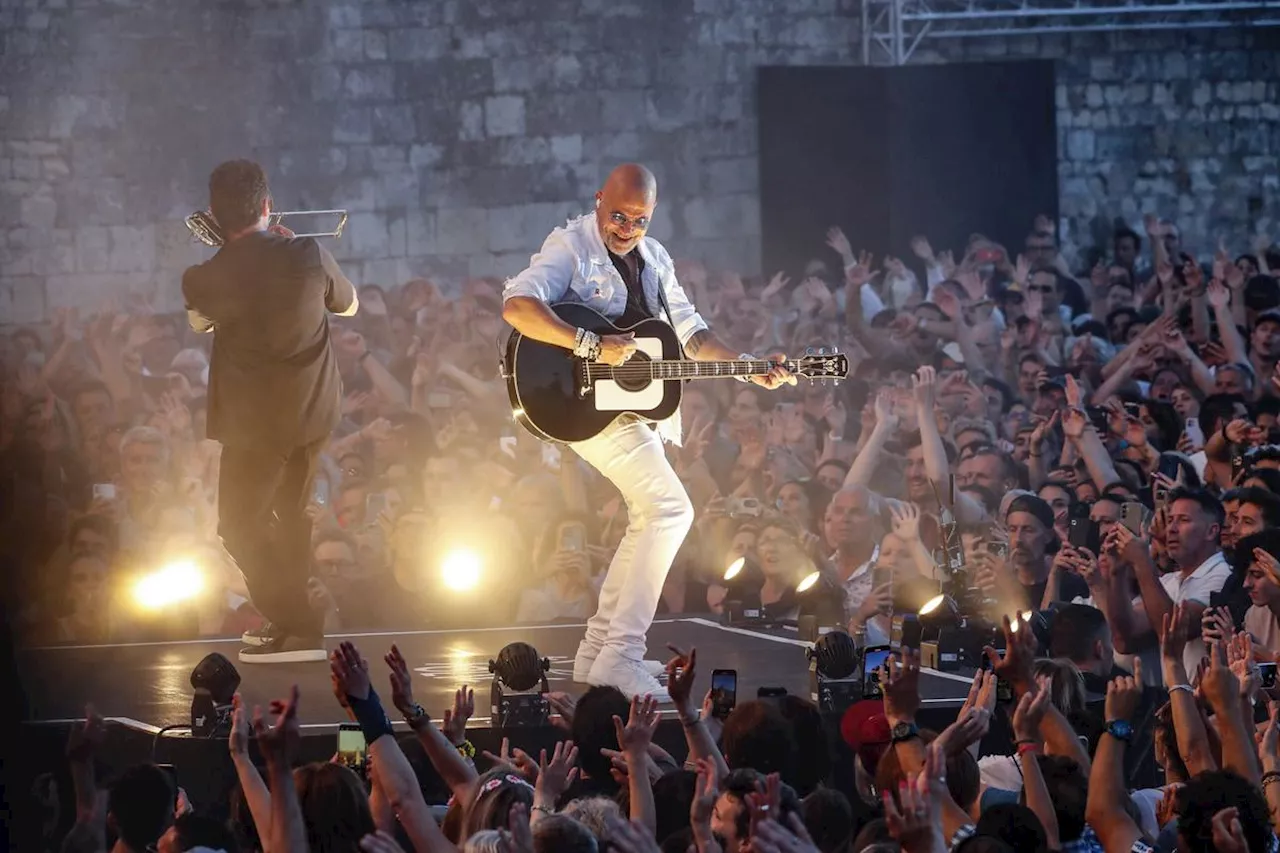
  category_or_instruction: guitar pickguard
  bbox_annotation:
[593,335,666,412]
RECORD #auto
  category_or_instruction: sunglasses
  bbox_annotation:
[609,211,650,231]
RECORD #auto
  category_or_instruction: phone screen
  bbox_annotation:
[1260,662,1277,689]
[986,541,1008,560]
[1157,455,1182,482]
[337,725,367,767]
[559,524,585,552]
[862,646,891,698]
[312,477,330,506]
[710,669,737,718]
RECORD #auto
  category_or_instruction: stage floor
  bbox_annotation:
[19,617,974,731]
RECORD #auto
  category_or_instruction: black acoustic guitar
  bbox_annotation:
[503,303,850,444]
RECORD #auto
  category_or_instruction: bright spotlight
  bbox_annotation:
[796,571,821,593]
[133,559,204,609]
[441,549,482,591]
[724,557,746,581]
[920,593,946,616]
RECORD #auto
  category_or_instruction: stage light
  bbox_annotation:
[133,559,204,609]
[489,642,550,729]
[721,558,764,625]
[190,652,240,737]
[916,594,962,672]
[920,593,947,616]
[795,572,844,636]
[441,549,481,592]
[806,630,861,714]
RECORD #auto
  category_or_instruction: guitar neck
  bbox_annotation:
[625,359,787,380]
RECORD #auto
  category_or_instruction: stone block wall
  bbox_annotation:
[0,0,1276,322]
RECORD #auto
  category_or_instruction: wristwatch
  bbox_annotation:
[455,740,476,760]
[403,703,430,729]
[1104,719,1133,742]
[891,721,920,744]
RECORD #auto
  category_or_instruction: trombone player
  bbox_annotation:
[182,159,358,664]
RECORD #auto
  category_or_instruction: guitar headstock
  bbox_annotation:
[793,347,850,384]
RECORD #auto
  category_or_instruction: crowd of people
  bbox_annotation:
[9,207,1280,852]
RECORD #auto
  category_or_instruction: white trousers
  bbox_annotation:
[571,419,695,661]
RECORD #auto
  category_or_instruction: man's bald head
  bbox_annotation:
[603,163,657,201]
[595,163,658,255]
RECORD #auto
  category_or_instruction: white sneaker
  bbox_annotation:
[573,642,666,683]
[587,646,671,702]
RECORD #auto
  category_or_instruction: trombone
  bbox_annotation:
[184,208,348,248]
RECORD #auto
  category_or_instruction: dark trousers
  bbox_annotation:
[217,439,325,640]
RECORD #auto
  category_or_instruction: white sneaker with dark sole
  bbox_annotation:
[238,636,327,664]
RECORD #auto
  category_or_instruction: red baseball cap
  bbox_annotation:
[840,699,891,770]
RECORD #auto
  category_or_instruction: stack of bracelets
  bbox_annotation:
[574,327,602,361]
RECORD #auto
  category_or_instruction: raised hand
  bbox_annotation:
[1201,639,1241,713]
[1012,681,1053,743]
[547,692,578,732]
[882,648,922,724]
[66,704,106,764]
[1210,808,1249,853]
[383,644,417,717]
[443,685,475,746]
[603,814,663,853]
[613,695,661,754]
[826,226,854,261]
[228,694,251,758]
[889,502,922,543]
[331,642,373,703]
[1105,659,1143,724]
[481,736,540,783]
[911,366,937,416]
[1207,279,1231,310]
[984,615,1035,693]
[253,684,302,768]
[535,741,580,802]
[873,389,900,431]
[665,645,698,715]
[910,235,935,263]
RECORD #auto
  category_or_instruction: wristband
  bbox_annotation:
[1263,771,1280,787]
[1168,683,1193,695]
[531,804,555,816]
[346,689,395,745]
[1017,742,1042,756]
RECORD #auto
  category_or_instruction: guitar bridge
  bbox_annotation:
[577,359,591,398]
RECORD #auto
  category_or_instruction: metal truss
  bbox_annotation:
[862,0,1280,64]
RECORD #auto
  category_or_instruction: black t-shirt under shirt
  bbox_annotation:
[609,250,652,328]
[1021,570,1090,612]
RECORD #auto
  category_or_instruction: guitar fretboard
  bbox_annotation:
[587,359,786,380]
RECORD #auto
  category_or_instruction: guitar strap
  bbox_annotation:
[651,266,682,356]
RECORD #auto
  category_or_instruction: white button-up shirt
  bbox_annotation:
[503,213,709,445]
[1159,550,1231,675]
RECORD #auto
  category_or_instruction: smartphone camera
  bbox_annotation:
[711,669,737,719]
[1260,662,1277,690]
[986,541,1008,560]
[862,646,891,699]
[337,723,367,772]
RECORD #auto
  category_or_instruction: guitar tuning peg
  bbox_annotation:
[817,347,827,355]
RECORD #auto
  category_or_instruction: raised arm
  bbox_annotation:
[385,645,479,800]
[666,647,731,780]
[1085,662,1147,853]
[336,642,459,853]
[1160,605,1218,775]
[912,367,985,523]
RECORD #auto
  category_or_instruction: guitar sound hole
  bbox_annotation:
[612,351,652,392]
